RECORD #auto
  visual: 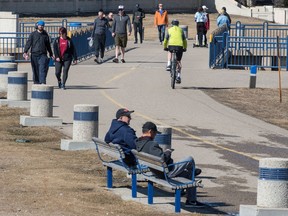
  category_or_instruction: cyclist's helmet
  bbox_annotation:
[171,19,179,26]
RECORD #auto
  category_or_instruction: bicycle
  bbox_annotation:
[170,49,180,89]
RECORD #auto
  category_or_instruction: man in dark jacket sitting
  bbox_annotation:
[105,108,137,166]
[135,121,204,208]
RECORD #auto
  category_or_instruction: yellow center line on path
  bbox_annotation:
[101,69,260,162]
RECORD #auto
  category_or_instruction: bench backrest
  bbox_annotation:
[131,149,169,174]
[92,137,126,161]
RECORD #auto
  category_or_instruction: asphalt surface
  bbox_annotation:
[19,40,288,215]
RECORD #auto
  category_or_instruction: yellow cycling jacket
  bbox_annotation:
[163,26,187,49]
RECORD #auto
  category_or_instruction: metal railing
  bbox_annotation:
[0,19,114,62]
[209,21,288,70]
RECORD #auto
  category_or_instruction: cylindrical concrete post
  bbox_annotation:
[30,85,54,117]
[154,126,172,151]
[7,71,28,101]
[257,158,288,208]
[73,104,99,141]
[0,56,15,63]
[249,65,257,89]
[0,63,17,92]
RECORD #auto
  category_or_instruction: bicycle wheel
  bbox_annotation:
[170,53,177,89]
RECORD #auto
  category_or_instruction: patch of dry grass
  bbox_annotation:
[203,88,288,130]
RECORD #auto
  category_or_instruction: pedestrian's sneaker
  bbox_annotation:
[160,41,162,45]
[94,57,100,64]
[166,65,171,71]
[58,81,62,89]
[99,58,103,63]
[61,84,66,90]
[121,59,126,63]
[113,58,119,63]
[185,200,205,208]
[176,77,181,84]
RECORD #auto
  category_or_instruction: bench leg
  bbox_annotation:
[131,173,137,198]
[148,181,154,204]
[174,189,181,213]
[107,167,113,189]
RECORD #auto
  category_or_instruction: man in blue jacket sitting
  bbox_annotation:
[105,108,137,166]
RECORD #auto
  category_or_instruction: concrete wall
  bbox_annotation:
[0,0,202,15]
[274,8,288,24]
[251,6,274,22]
[0,12,18,48]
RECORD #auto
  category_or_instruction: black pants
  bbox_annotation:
[94,34,106,58]
[203,29,208,46]
[196,22,205,46]
[157,25,166,43]
[55,60,72,86]
[31,54,49,84]
[133,22,143,43]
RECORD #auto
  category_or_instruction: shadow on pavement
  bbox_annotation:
[181,87,236,90]
[53,85,117,90]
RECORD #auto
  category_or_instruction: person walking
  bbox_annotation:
[105,108,137,167]
[202,5,210,47]
[154,3,168,45]
[217,9,231,29]
[53,27,77,90]
[91,9,109,64]
[132,3,145,44]
[111,5,132,63]
[194,7,208,47]
[136,122,204,207]
[23,20,53,84]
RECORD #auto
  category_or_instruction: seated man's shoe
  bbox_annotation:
[195,168,202,176]
[185,200,205,208]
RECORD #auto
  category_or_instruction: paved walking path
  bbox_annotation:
[19,40,288,215]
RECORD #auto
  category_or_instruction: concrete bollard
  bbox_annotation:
[7,71,28,101]
[257,158,288,208]
[249,65,257,89]
[73,104,99,141]
[0,63,17,92]
[30,84,54,117]
[154,126,172,151]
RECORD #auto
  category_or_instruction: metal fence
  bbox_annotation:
[209,21,288,70]
[0,19,114,62]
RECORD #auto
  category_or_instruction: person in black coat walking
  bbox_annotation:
[53,27,77,90]
[23,20,53,84]
[132,3,145,44]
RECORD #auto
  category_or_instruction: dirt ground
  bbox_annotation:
[1,14,284,216]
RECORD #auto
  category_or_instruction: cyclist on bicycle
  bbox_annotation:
[164,19,187,84]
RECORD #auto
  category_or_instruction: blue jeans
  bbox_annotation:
[31,54,49,84]
[168,156,197,202]
[157,25,166,42]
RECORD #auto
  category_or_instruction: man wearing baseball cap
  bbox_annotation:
[136,121,204,207]
[105,108,137,166]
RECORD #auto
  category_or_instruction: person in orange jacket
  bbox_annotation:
[154,3,168,45]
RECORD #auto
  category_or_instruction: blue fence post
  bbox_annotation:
[175,189,181,213]
[148,181,154,204]
[222,32,228,68]
[250,65,257,88]
[107,167,113,189]
[131,173,137,198]
[286,36,288,71]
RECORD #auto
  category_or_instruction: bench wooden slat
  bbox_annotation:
[132,150,164,172]
[92,137,125,160]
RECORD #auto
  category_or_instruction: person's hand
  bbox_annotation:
[56,57,60,62]
[112,32,115,37]
[23,53,29,60]
[73,60,77,65]
[183,48,187,52]
[164,48,168,51]
[128,32,131,36]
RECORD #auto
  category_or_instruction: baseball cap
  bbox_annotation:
[222,7,227,11]
[142,122,161,134]
[118,5,124,10]
[116,108,134,119]
[37,20,45,26]
[202,5,208,10]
